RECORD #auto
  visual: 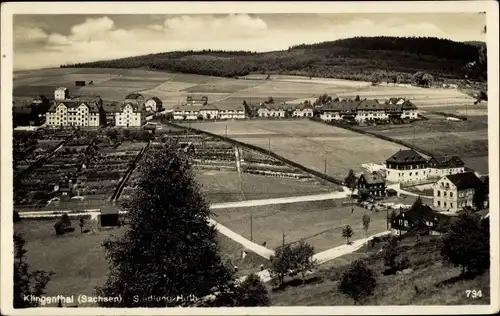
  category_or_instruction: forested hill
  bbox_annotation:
[61,36,487,82]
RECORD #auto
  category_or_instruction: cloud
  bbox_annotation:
[12,14,474,70]
[14,26,48,43]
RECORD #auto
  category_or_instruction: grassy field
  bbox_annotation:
[213,199,394,252]
[359,118,489,174]
[185,120,407,180]
[14,218,268,307]
[195,170,339,203]
[270,237,490,306]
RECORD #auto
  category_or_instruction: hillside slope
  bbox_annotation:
[61,36,486,82]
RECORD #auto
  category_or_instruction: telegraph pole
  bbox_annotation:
[225,125,228,138]
[268,138,271,151]
[324,159,327,178]
[250,214,253,241]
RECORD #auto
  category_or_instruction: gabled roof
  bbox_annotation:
[200,104,219,111]
[387,149,427,163]
[259,103,285,110]
[321,101,342,112]
[359,171,385,185]
[357,99,384,110]
[215,103,245,111]
[173,104,201,112]
[147,96,163,106]
[121,102,144,113]
[401,100,418,110]
[339,100,360,112]
[48,100,101,113]
[392,202,451,232]
[428,155,465,168]
[445,172,484,191]
[125,92,144,100]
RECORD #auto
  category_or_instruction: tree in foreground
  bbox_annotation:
[269,240,316,288]
[14,233,53,308]
[362,214,371,237]
[344,169,357,195]
[96,148,235,307]
[269,244,294,288]
[342,225,354,245]
[233,274,270,306]
[441,210,490,277]
[293,240,317,285]
[338,259,376,305]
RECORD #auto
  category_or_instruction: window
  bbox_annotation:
[409,172,412,176]
[450,203,453,208]
[444,191,447,197]
[444,202,447,207]
[416,172,418,176]
[438,201,441,206]
[450,192,453,198]
[437,190,440,197]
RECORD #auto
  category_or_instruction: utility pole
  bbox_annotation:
[250,214,253,241]
[324,159,327,178]
[268,138,271,151]
[225,125,228,138]
[386,207,389,230]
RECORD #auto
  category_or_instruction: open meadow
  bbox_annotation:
[184,120,407,180]
[196,170,339,203]
[14,218,268,307]
[213,199,394,253]
[358,117,489,174]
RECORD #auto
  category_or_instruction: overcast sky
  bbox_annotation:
[13,13,486,70]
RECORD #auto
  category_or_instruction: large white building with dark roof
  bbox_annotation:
[385,149,429,183]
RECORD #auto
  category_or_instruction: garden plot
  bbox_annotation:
[80,141,147,205]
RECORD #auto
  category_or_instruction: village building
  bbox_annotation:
[173,105,200,120]
[125,92,145,104]
[427,155,465,179]
[356,99,388,121]
[292,102,314,118]
[199,104,219,120]
[400,100,419,120]
[357,171,386,197]
[54,87,70,101]
[145,97,163,113]
[102,103,120,126]
[46,97,103,127]
[385,149,429,183]
[115,102,146,127]
[217,104,246,119]
[339,100,359,121]
[257,103,286,118]
[391,202,451,236]
[319,101,342,121]
[186,96,208,106]
[432,172,484,213]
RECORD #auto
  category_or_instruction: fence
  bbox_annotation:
[167,122,346,186]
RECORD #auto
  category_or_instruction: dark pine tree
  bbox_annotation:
[96,147,235,307]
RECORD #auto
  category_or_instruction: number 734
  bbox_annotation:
[465,290,483,298]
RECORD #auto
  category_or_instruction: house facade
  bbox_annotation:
[356,99,388,121]
[427,156,465,179]
[391,202,451,236]
[54,87,70,101]
[173,105,200,120]
[145,97,163,113]
[292,103,314,118]
[357,171,386,197]
[432,172,484,213]
[319,102,342,121]
[115,102,146,127]
[125,93,145,104]
[385,149,429,183]
[46,100,103,127]
[218,104,246,119]
[257,103,286,118]
[199,104,219,120]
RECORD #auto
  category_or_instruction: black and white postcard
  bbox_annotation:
[1,1,498,315]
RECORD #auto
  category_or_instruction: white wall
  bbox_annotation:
[386,167,428,183]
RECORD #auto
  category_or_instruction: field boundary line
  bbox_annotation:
[167,122,347,187]
[308,118,437,158]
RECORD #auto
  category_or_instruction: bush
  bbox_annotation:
[339,259,377,305]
